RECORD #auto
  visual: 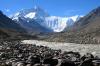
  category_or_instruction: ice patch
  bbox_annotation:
[25,12,36,19]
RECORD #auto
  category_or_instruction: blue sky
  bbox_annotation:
[0,0,100,17]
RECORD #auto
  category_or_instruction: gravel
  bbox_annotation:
[22,40,100,56]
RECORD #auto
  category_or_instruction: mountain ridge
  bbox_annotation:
[0,10,29,40]
[11,6,82,33]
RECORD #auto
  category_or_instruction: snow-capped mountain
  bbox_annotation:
[12,6,82,33]
[44,16,75,32]
[12,6,51,34]
[12,7,49,23]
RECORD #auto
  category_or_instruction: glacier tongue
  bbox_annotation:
[45,16,68,32]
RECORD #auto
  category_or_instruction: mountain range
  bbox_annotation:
[0,6,100,44]
[12,6,82,34]
[0,6,81,40]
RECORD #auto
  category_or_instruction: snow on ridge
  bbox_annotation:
[24,12,36,19]
[70,15,79,22]
[15,12,20,16]
[69,15,84,22]
[11,12,20,20]
[12,17,19,20]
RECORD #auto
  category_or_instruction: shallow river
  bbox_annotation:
[22,40,100,56]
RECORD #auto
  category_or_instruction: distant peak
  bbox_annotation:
[96,6,100,10]
[91,6,100,15]
[94,6,100,11]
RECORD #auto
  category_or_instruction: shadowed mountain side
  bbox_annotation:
[0,11,31,40]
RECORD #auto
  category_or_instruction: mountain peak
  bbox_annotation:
[12,6,49,20]
[94,6,100,11]
[90,6,100,16]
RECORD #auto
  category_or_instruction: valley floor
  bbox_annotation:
[22,40,100,56]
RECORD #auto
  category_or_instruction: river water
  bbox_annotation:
[22,40,100,56]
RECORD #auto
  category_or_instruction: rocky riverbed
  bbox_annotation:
[0,40,99,66]
[22,40,100,56]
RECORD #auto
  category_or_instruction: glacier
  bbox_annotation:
[43,15,82,32]
[44,16,68,32]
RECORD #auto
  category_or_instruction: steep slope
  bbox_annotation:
[40,7,100,44]
[0,11,27,40]
[0,11,26,33]
[73,7,100,32]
